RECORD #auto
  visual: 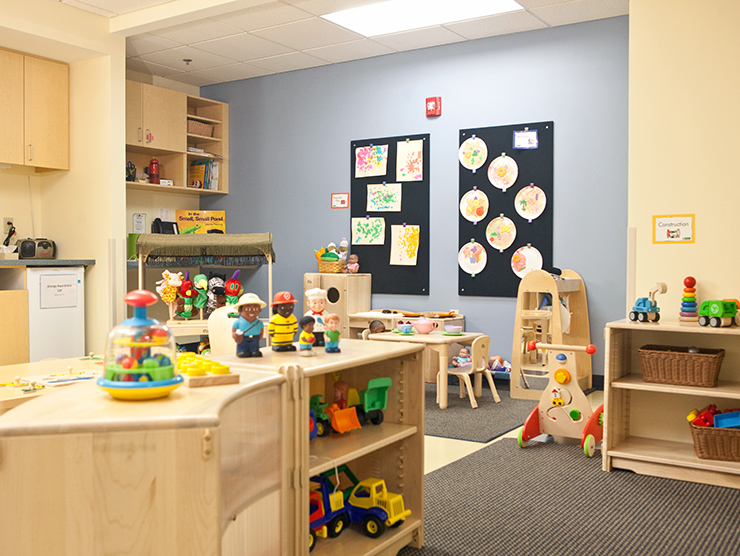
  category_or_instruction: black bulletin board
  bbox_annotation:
[458,122,553,298]
[350,134,430,295]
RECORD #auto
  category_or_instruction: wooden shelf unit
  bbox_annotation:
[604,319,740,488]
[225,339,425,556]
[125,81,229,196]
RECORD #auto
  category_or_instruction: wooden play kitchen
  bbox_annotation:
[0,339,425,555]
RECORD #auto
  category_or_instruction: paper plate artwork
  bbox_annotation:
[458,137,488,171]
[488,154,518,191]
[514,184,546,222]
[458,242,487,275]
[459,189,489,223]
[510,245,543,278]
[485,215,517,252]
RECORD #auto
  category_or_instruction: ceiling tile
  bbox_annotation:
[151,18,244,45]
[305,39,395,64]
[60,0,116,17]
[212,2,313,31]
[281,0,380,16]
[251,17,363,50]
[189,62,276,84]
[516,0,576,8]
[249,51,329,73]
[372,26,467,53]
[139,45,236,72]
[531,0,629,27]
[190,32,293,62]
[166,72,221,87]
[126,33,180,57]
[126,57,184,77]
[444,10,547,40]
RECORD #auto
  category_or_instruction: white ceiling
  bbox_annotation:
[59,0,629,87]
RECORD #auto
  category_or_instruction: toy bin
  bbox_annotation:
[638,344,725,387]
[317,259,345,273]
[690,422,740,461]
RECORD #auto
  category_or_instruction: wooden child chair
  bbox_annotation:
[441,335,501,408]
[206,305,236,355]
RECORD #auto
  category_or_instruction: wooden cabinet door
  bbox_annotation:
[24,55,69,170]
[141,83,186,152]
[125,80,143,146]
[0,49,24,165]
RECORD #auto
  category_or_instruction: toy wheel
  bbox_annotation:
[698,315,709,327]
[637,312,648,322]
[362,515,386,539]
[369,409,384,425]
[517,426,528,448]
[309,530,316,552]
[629,311,638,321]
[317,420,330,437]
[584,434,596,457]
[327,513,348,537]
[654,312,660,322]
[391,519,404,528]
[710,317,722,328]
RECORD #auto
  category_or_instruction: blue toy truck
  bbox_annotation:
[629,282,667,323]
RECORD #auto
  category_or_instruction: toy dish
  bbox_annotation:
[97,376,183,400]
[442,331,464,336]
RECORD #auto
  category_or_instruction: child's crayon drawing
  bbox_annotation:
[396,139,423,181]
[355,145,389,178]
[367,183,402,212]
[352,217,386,245]
[390,224,420,266]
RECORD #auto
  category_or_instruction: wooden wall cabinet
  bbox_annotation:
[0,48,69,170]
[604,319,740,488]
[125,80,228,196]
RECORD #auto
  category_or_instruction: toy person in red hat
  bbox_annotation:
[268,291,298,351]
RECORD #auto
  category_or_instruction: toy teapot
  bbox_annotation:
[412,317,437,335]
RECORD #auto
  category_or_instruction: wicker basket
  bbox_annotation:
[638,344,725,387]
[690,422,740,461]
[317,259,345,273]
[188,119,214,137]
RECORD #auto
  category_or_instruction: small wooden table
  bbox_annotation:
[369,330,483,409]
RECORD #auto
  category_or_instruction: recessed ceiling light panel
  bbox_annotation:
[322,0,523,37]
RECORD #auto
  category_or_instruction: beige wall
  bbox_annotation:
[0,0,126,355]
[629,0,740,311]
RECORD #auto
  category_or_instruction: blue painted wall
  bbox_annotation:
[201,16,628,375]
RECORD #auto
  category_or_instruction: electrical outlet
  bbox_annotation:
[3,217,13,235]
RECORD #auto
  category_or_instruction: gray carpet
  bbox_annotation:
[400,439,740,556]
[424,382,537,443]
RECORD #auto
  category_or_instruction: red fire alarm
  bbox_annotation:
[426,96,441,117]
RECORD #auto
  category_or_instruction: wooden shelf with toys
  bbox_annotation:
[604,277,740,488]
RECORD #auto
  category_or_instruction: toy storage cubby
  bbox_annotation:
[604,320,740,488]
[228,339,425,555]
[303,273,372,339]
[510,269,591,400]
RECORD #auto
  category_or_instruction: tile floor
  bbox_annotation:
[424,389,604,474]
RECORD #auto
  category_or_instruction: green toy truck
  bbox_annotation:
[698,299,739,328]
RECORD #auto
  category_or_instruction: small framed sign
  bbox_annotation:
[513,129,539,149]
[331,192,349,209]
[653,214,694,243]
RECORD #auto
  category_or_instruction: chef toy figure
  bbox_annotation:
[304,287,328,347]
[231,293,266,358]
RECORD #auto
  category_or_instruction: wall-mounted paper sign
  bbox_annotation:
[513,129,538,149]
[40,274,78,309]
[653,214,695,243]
[331,192,349,209]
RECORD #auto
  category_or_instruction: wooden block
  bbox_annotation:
[184,373,239,388]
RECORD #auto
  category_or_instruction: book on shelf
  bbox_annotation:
[188,160,209,189]
[209,161,219,190]
[187,146,205,153]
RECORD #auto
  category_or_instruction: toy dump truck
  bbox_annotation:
[311,377,392,435]
[309,474,350,551]
[698,299,739,328]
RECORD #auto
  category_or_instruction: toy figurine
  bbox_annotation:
[451,347,471,367]
[175,270,196,319]
[339,237,349,261]
[298,316,316,356]
[205,272,226,318]
[192,273,209,318]
[324,313,341,353]
[369,320,386,334]
[224,270,243,306]
[334,380,351,409]
[155,269,182,320]
[305,287,328,346]
[343,254,359,274]
[269,291,298,351]
[232,293,266,358]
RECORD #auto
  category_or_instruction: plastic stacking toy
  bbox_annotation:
[98,289,182,400]
[680,276,699,322]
